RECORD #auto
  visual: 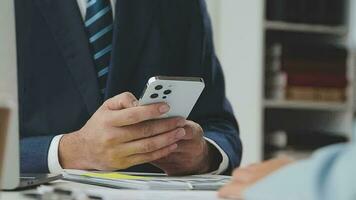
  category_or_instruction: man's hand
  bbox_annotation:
[218,157,294,199]
[58,92,187,171]
[151,120,218,175]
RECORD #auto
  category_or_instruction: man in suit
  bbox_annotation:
[16,0,242,175]
[219,142,356,200]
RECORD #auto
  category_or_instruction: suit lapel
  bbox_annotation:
[106,0,157,98]
[34,0,101,115]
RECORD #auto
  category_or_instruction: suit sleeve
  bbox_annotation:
[20,136,54,173]
[245,143,356,200]
[190,0,243,174]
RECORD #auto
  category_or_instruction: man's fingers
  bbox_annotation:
[108,103,171,126]
[169,140,194,153]
[180,121,202,140]
[122,128,186,155]
[121,117,186,142]
[127,143,178,167]
[181,125,195,140]
[104,92,138,110]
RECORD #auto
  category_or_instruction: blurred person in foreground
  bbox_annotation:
[219,142,356,200]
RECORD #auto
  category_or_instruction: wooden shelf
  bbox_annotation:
[265,21,348,35]
[264,100,350,111]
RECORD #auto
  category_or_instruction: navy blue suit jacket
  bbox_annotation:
[16,0,242,174]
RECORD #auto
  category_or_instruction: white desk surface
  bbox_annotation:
[1,180,226,200]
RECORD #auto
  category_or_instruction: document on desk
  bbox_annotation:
[62,170,231,190]
[85,188,222,200]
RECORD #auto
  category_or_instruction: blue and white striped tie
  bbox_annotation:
[85,0,113,96]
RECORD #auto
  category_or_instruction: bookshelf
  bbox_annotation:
[265,21,348,36]
[206,0,355,165]
[264,100,350,111]
[263,0,354,160]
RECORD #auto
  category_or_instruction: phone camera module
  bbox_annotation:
[150,93,159,99]
[155,85,163,90]
[163,90,172,95]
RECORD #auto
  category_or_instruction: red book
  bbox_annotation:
[287,73,348,88]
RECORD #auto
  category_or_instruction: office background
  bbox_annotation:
[206,0,356,166]
[2,0,355,168]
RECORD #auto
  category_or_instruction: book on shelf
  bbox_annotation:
[265,72,287,100]
[287,73,347,88]
[266,0,346,25]
[265,43,286,100]
[286,86,345,102]
[265,43,283,73]
[265,43,348,102]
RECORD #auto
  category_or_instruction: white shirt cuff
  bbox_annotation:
[48,135,229,174]
[48,134,65,174]
[204,137,229,175]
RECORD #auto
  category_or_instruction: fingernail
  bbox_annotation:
[176,129,186,139]
[169,144,178,151]
[177,119,186,127]
[159,104,170,113]
[132,100,139,107]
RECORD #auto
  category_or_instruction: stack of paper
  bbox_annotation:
[62,170,231,190]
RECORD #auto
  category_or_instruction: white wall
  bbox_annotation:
[0,0,20,189]
[348,0,356,48]
[348,0,356,139]
[206,0,265,165]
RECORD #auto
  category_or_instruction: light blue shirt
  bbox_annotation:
[245,142,356,200]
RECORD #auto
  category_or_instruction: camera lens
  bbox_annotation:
[163,90,172,95]
[150,93,159,99]
[163,96,167,99]
[155,85,163,90]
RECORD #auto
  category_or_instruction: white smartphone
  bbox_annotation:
[139,76,205,119]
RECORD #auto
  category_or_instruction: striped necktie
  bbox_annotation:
[85,0,113,97]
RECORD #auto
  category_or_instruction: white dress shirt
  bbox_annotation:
[48,0,229,175]
[76,0,116,19]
